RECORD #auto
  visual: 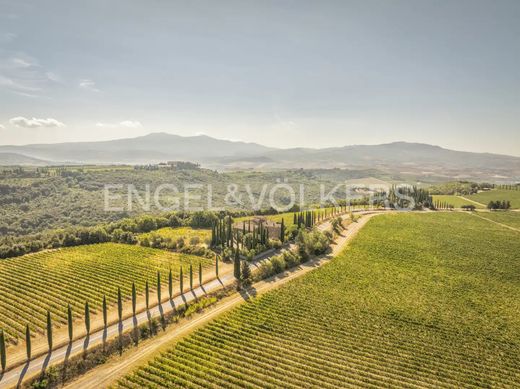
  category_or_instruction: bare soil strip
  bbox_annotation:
[469,212,520,232]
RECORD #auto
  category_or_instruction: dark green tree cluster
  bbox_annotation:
[211,216,234,248]
[295,211,317,228]
[0,209,252,259]
[487,200,511,210]
[388,186,433,209]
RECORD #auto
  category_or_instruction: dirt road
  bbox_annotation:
[64,212,380,389]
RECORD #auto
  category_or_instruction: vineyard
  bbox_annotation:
[468,189,520,208]
[118,213,520,388]
[0,243,212,343]
[475,211,520,229]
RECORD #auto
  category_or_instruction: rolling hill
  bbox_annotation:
[1,133,519,181]
[0,152,51,166]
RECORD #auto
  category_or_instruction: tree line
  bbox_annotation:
[0,262,212,372]
[487,200,511,210]
[0,205,344,372]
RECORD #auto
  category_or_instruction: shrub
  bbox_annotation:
[271,255,286,274]
[189,236,200,246]
[256,260,274,279]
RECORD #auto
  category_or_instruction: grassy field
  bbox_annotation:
[468,189,520,209]
[432,195,485,208]
[475,211,520,229]
[138,227,211,246]
[118,213,520,388]
[0,243,213,342]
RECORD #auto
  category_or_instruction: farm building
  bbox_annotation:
[234,217,281,239]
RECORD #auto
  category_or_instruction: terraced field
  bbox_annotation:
[0,243,212,343]
[118,213,520,388]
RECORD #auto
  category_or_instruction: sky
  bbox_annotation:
[0,0,519,156]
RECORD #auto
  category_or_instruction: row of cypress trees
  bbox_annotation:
[211,207,347,252]
[0,261,217,370]
[434,200,454,210]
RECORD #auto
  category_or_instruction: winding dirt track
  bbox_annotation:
[470,211,520,232]
[63,212,381,389]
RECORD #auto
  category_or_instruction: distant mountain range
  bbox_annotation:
[1,132,519,181]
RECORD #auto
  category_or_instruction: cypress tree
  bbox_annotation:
[215,255,219,277]
[25,324,31,360]
[293,213,297,225]
[132,282,137,316]
[0,329,5,372]
[227,217,232,246]
[189,264,193,290]
[46,311,53,351]
[180,267,184,294]
[157,271,161,304]
[168,269,173,300]
[280,218,285,243]
[67,305,73,341]
[85,301,90,335]
[145,281,149,309]
[234,249,241,279]
[199,262,203,286]
[102,295,108,328]
[117,287,123,322]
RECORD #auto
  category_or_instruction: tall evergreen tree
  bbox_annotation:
[102,295,108,328]
[145,281,150,309]
[0,329,5,372]
[85,301,91,335]
[46,311,53,350]
[234,249,241,280]
[180,267,184,294]
[215,255,219,277]
[227,217,232,246]
[157,271,161,304]
[168,269,173,300]
[199,262,203,286]
[132,282,137,316]
[117,287,123,322]
[280,218,285,243]
[189,264,193,290]
[25,324,31,360]
[67,305,73,341]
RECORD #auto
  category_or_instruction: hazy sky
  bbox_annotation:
[0,0,519,155]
